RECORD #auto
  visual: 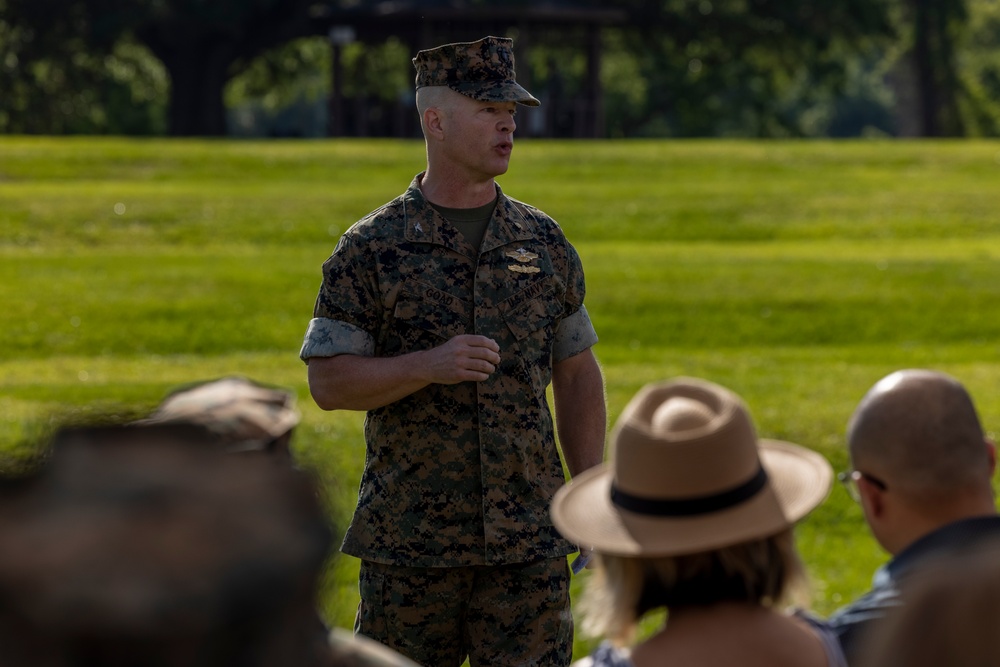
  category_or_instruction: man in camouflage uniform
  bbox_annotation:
[300,35,607,666]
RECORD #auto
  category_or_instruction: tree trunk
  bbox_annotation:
[911,0,941,136]
[909,0,966,137]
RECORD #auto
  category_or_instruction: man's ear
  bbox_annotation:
[859,475,885,518]
[424,107,445,140]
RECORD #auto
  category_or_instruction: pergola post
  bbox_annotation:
[586,24,603,138]
[327,26,356,137]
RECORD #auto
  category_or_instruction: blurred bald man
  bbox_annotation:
[827,369,999,664]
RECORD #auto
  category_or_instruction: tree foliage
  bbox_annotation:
[2,0,999,137]
[959,0,1000,136]
[600,0,897,136]
[1,0,323,135]
[0,0,167,134]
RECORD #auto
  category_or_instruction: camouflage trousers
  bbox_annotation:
[355,557,573,667]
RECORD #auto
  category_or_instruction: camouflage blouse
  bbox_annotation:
[301,175,598,567]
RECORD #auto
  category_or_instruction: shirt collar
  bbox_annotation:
[402,174,536,252]
[885,514,1000,581]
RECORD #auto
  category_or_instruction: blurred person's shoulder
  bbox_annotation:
[572,641,634,667]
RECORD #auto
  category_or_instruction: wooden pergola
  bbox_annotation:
[311,1,627,138]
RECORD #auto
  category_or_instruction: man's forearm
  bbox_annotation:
[307,334,503,411]
[307,354,431,411]
[552,348,607,477]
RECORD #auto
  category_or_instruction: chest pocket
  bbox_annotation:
[500,277,565,342]
[392,279,471,342]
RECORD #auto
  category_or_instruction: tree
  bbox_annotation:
[601,0,898,137]
[899,0,968,136]
[137,0,324,136]
[4,0,990,138]
[2,0,324,136]
[0,0,166,134]
[957,0,1000,135]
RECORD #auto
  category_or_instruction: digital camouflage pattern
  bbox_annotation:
[355,558,572,666]
[300,174,598,568]
[412,35,540,106]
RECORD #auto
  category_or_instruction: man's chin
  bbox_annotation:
[491,159,511,177]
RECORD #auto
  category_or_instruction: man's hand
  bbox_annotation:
[307,335,500,411]
[421,335,501,384]
[571,547,594,574]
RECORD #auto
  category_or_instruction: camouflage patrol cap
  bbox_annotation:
[143,376,300,452]
[413,35,540,107]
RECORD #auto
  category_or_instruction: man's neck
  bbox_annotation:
[419,169,497,209]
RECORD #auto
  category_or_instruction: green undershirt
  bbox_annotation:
[431,198,497,252]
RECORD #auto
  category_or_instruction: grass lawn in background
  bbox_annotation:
[3,136,1000,659]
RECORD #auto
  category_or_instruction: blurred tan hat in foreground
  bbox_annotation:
[142,376,299,453]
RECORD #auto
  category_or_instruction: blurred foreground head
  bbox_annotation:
[857,540,1000,667]
[0,423,333,667]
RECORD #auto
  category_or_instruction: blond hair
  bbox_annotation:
[579,529,808,644]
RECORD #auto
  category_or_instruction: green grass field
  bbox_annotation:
[3,136,1000,657]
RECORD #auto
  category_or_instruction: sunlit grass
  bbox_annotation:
[3,136,1000,657]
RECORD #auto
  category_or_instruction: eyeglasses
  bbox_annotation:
[837,469,888,503]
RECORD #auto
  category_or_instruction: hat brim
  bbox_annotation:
[550,440,832,557]
[448,80,540,107]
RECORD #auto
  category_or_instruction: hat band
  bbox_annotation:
[610,466,769,516]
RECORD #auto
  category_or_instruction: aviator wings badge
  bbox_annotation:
[506,248,541,274]
[505,248,539,263]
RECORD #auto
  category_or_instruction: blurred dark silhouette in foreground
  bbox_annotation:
[0,422,336,667]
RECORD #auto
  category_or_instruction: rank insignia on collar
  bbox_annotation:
[505,248,538,263]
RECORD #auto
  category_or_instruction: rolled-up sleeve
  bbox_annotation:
[552,304,598,362]
[299,317,375,362]
[301,230,381,363]
[552,235,597,362]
